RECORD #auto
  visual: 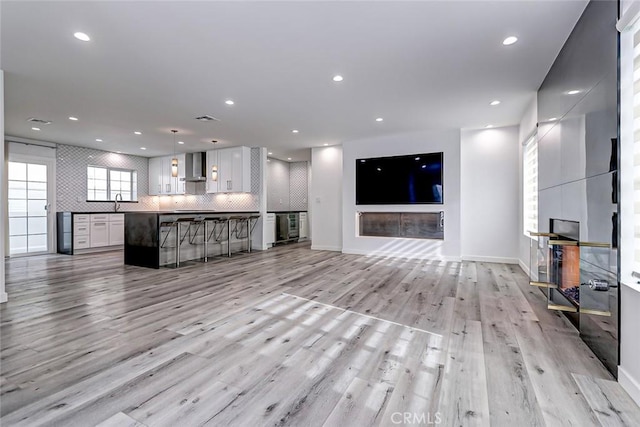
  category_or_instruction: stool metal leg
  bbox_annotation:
[247,218,252,253]
[227,219,232,257]
[204,221,208,263]
[175,222,180,267]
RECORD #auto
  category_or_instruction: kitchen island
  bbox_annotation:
[125,211,259,268]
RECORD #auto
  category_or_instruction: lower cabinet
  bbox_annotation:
[90,216,110,247]
[109,215,125,245]
[299,212,308,239]
[65,213,125,253]
[265,213,276,246]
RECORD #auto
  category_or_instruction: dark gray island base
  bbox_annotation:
[125,211,260,269]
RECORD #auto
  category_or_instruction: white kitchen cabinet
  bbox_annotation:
[73,215,90,250]
[109,214,125,245]
[265,213,276,246]
[90,220,110,247]
[148,157,163,196]
[206,146,251,193]
[72,213,123,252]
[299,212,308,239]
[148,154,186,195]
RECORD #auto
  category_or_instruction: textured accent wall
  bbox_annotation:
[158,147,261,212]
[56,144,158,212]
[266,159,308,211]
[289,161,308,211]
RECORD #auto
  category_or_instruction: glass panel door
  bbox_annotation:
[8,161,51,255]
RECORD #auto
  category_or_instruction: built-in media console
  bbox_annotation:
[358,212,444,240]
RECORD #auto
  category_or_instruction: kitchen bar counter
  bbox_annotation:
[124,211,259,268]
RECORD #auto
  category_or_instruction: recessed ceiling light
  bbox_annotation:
[415,157,420,161]
[376,167,382,171]
[73,32,90,42]
[549,117,558,121]
[31,127,41,131]
[502,36,518,46]
[566,90,581,95]
[140,147,147,150]
[323,143,329,146]
[116,151,122,154]
[134,131,142,135]
[489,100,501,106]
[178,141,184,145]
[268,152,273,155]
[69,116,78,121]
[225,100,235,105]
[485,124,494,128]
[332,75,344,82]
[375,117,383,122]
[287,158,292,161]
[95,138,103,142]
[292,129,299,133]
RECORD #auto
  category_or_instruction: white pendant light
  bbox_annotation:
[171,130,178,178]
[211,140,218,181]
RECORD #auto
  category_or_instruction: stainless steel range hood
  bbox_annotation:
[180,152,207,195]
[182,152,207,182]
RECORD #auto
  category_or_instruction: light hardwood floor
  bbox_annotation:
[1,243,639,426]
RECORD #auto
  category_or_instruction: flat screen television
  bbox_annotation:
[355,152,443,205]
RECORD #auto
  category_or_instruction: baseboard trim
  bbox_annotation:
[518,259,530,276]
[342,247,460,262]
[311,245,342,252]
[0,292,7,303]
[461,255,520,264]
[619,366,640,406]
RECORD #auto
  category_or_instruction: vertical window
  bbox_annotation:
[87,166,137,201]
[633,29,640,277]
[620,6,640,286]
[523,134,538,238]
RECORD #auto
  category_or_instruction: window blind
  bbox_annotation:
[523,135,538,238]
[634,29,640,274]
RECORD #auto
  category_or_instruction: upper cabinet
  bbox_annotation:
[206,146,251,193]
[148,154,186,195]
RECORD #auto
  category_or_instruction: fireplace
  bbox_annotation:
[547,219,581,319]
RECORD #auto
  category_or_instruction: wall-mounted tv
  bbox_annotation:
[356,152,443,205]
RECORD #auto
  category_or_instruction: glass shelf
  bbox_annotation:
[528,235,613,317]
[528,232,556,288]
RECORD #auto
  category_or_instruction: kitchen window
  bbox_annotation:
[87,166,137,201]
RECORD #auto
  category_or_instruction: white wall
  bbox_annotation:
[1,69,6,303]
[310,146,342,251]
[341,129,460,259]
[460,126,519,263]
[518,95,538,274]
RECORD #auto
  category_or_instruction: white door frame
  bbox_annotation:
[7,153,57,256]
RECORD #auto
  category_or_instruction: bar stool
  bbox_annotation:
[175,217,195,267]
[188,217,206,262]
[228,215,247,257]
[247,214,260,253]
[205,217,230,259]
[159,219,179,267]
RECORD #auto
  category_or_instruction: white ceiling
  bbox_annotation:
[1,0,588,161]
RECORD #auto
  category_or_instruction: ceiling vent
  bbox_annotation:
[27,117,52,125]
[194,115,220,122]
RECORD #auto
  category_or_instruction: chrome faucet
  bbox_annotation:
[114,193,123,212]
